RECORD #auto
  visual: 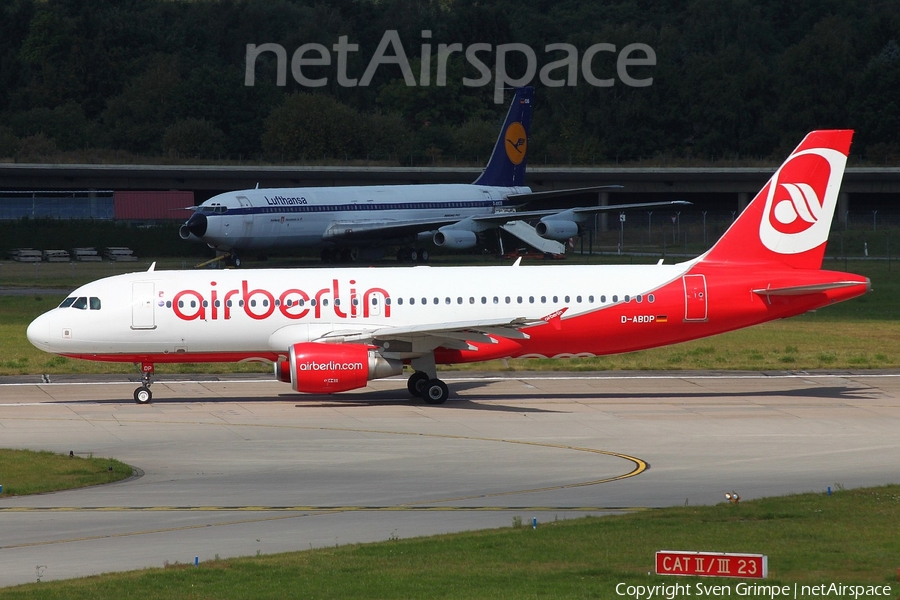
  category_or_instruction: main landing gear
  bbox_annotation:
[134,363,154,404]
[406,370,449,404]
[396,247,429,263]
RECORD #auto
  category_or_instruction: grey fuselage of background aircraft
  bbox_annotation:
[179,87,684,264]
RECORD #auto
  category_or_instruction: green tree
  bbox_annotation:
[101,55,184,153]
[851,40,900,162]
[262,93,360,160]
[0,126,20,158]
[162,118,228,158]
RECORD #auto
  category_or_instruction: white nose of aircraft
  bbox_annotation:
[26,313,52,352]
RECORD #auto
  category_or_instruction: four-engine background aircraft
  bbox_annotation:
[178,86,683,264]
[29,130,868,405]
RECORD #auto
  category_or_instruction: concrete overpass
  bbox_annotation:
[1,163,898,221]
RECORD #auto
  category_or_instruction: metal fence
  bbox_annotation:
[578,210,900,260]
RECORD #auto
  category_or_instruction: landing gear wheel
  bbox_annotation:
[397,247,419,262]
[417,248,429,263]
[407,371,430,397]
[135,362,155,404]
[225,254,242,268]
[422,379,449,405]
[134,386,152,404]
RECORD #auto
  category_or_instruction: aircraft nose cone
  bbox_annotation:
[26,314,51,351]
[184,212,208,238]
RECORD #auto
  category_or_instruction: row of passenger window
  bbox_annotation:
[59,296,102,310]
[172,293,655,310]
[395,293,656,306]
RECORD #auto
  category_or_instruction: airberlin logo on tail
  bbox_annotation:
[759,147,847,255]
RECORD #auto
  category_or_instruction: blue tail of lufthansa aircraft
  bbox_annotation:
[473,86,534,187]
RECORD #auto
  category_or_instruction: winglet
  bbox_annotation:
[148,262,156,272]
[540,307,568,331]
[473,86,534,187]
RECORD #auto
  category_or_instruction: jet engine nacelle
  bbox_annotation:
[535,219,579,240]
[274,342,402,394]
[433,228,477,249]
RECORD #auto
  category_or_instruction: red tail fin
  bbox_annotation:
[700,130,853,270]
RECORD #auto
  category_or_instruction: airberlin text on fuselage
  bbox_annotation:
[171,279,391,321]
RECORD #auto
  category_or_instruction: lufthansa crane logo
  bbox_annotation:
[504,122,527,165]
[759,148,846,255]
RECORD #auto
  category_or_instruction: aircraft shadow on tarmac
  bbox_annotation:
[451,386,880,402]
[66,383,878,410]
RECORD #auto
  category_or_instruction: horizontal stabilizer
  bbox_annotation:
[752,281,869,296]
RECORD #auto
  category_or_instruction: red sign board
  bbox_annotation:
[656,551,767,579]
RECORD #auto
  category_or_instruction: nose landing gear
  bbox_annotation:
[134,363,154,404]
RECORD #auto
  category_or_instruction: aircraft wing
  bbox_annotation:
[313,317,544,353]
[319,199,691,256]
[322,218,467,242]
[323,200,691,241]
[505,185,623,202]
[469,199,692,225]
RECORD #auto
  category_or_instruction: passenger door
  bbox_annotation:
[132,282,156,330]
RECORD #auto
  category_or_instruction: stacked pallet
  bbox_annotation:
[42,250,71,262]
[9,249,43,262]
[105,247,138,262]
[72,248,103,262]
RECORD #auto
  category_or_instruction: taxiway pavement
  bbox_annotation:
[1,371,898,587]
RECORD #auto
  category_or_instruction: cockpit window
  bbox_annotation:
[199,204,228,215]
[60,296,101,309]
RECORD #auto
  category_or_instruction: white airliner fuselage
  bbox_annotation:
[26,261,688,359]
[182,184,528,251]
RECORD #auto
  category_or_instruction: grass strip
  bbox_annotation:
[0,449,133,496]
[0,485,897,598]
